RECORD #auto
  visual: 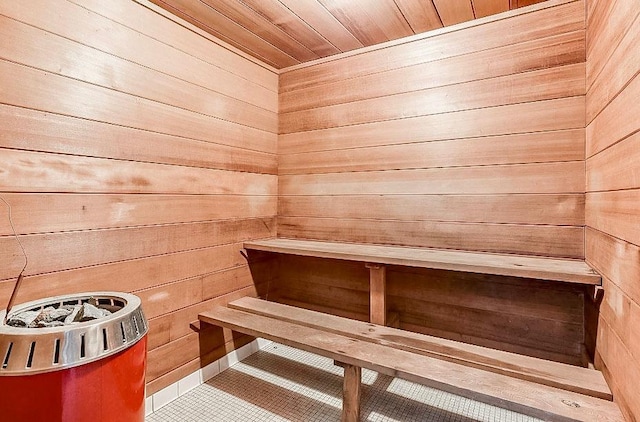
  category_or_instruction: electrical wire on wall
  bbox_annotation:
[1,196,28,324]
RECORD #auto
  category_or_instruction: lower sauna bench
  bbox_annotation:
[197,297,623,422]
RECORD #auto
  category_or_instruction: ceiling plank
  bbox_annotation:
[149,0,298,68]
[432,0,475,26]
[394,0,443,33]
[200,0,320,62]
[353,0,414,40]
[514,0,548,8]
[473,0,510,18]
[277,0,364,52]
[316,0,396,45]
[240,0,341,57]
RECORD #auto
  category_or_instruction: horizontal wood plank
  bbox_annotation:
[0,193,276,236]
[0,243,253,309]
[586,131,640,192]
[278,194,584,225]
[279,162,584,195]
[586,228,640,307]
[280,64,585,133]
[585,0,639,90]
[0,149,276,195]
[586,74,640,158]
[0,15,276,133]
[244,239,598,283]
[279,97,585,154]
[586,190,640,248]
[585,12,640,123]
[0,59,276,153]
[0,218,275,280]
[281,29,585,112]
[0,105,276,175]
[276,218,584,258]
[279,130,584,174]
[72,0,278,88]
[0,0,277,109]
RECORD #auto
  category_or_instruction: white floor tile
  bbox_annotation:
[147,343,543,422]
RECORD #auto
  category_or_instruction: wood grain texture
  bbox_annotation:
[0,0,277,396]
[587,131,640,192]
[279,30,585,113]
[0,59,275,154]
[394,0,443,33]
[199,306,622,421]
[276,0,363,51]
[0,192,275,235]
[473,0,510,18]
[586,74,640,158]
[147,0,299,68]
[280,1,584,89]
[586,190,640,248]
[231,297,609,398]
[433,0,475,25]
[0,14,276,134]
[278,1,586,266]
[586,12,640,123]
[279,97,585,154]
[278,194,584,225]
[72,0,278,88]
[245,239,597,282]
[341,364,361,422]
[278,218,584,258]
[280,162,585,195]
[279,130,584,174]
[280,63,585,133]
[586,0,640,418]
[585,0,639,90]
[0,105,276,175]
[0,0,277,108]
[146,0,553,69]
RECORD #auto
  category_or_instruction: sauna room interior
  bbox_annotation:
[0,0,638,420]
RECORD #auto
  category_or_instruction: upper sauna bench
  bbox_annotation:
[243,238,601,285]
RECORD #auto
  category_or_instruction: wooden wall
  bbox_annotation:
[273,0,589,366]
[278,0,586,259]
[0,0,278,394]
[271,255,587,365]
[585,0,640,419]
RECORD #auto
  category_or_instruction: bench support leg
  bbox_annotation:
[366,263,386,325]
[341,363,362,422]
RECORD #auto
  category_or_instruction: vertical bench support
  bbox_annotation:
[341,363,362,422]
[366,263,386,325]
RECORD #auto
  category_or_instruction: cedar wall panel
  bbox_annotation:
[585,0,640,419]
[0,0,277,394]
[274,1,588,365]
[278,0,586,259]
[272,255,586,365]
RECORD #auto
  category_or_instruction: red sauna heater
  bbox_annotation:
[0,292,148,422]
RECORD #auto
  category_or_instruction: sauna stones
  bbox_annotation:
[7,302,112,328]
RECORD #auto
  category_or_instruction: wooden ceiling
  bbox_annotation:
[151,0,550,69]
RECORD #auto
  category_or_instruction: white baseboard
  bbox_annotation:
[146,338,273,416]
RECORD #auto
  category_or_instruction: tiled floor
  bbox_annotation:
[147,343,542,422]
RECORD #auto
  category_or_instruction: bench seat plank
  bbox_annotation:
[244,238,601,284]
[199,306,622,422]
[229,297,612,400]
